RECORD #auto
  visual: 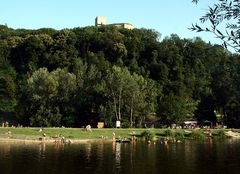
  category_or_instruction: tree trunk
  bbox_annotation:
[118,88,122,120]
[113,96,118,120]
[130,97,134,127]
[112,89,118,120]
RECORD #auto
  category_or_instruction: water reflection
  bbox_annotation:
[0,139,240,174]
[115,142,121,169]
[85,143,92,161]
[38,143,46,159]
[0,143,11,158]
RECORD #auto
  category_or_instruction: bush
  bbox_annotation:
[216,129,227,139]
[121,121,131,128]
[141,130,155,140]
[164,129,174,137]
[190,130,205,140]
[174,130,185,140]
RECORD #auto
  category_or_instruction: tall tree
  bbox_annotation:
[0,40,16,113]
[106,66,131,121]
[24,68,76,127]
[0,62,16,113]
[158,93,199,125]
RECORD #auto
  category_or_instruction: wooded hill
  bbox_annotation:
[1,25,240,128]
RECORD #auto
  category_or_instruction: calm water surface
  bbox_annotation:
[0,139,240,174]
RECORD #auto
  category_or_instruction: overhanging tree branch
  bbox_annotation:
[190,0,240,53]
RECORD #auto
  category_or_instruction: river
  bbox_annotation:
[0,139,240,174]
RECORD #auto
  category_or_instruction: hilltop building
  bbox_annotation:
[95,16,134,29]
[95,16,107,26]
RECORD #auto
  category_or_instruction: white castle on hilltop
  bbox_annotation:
[95,16,134,29]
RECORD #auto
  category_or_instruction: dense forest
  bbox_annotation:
[0,24,240,128]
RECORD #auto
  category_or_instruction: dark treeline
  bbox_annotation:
[1,24,240,128]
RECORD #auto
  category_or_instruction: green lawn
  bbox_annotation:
[0,127,155,140]
[0,127,238,141]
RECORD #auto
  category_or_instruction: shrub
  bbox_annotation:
[121,121,131,128]
[174,130,185,140]
[190,130,205,140]
[216,129,227,139]
[141,130,155,140]
[164,129,174,137]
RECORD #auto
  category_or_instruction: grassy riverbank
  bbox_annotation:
[1,127,240,142]
[1,127,144,140]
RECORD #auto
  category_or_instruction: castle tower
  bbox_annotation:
[95,16,106,26]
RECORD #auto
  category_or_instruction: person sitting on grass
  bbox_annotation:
[86,125,92,132]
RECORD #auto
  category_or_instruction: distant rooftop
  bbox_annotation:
[95,16,134,29]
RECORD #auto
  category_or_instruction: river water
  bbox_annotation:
[0,139,240,174]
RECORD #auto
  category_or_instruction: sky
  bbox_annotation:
[0,0,221,45]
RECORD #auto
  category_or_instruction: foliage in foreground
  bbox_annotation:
[191,0,240,52]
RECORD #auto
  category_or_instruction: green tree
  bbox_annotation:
[104,66,158,127]
[126,74,158,127]
[106,66,131,121]
[11,34,48,74]
[158,93,199,125]
[25,68,76,127]
[49,29,78,70]
[72,58,108,126]
[0,62,16,112]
